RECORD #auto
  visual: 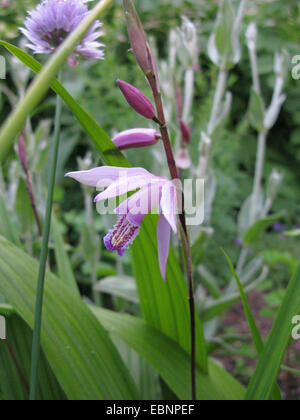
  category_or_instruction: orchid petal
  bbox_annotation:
[94,175,151,203]
[65,166,152,188]
[115,182,162,217]
[157,214,171,281]
[160,181,178,234]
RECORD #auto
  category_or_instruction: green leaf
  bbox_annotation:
[222,249,282,400]
[94,276,139,304]
[92,307,246,401]
[0,236,139,400]
[202,275,265,322]
[4,43,209,372]
[248,87,265,132]
[0,0,113,162]
[243,213,284,247]
[215,0,234,60]
[246,263,300,400]
[0,303,14,316]
[0,192,20,246]
[198,265,222,299]
[191,232,209,267]
[0,314,66,400]
[112,336,161,400]
[132,216,208,373]
[52,214,80,296]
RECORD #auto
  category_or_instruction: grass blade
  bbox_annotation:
[245,262,300,400]
[222,249,282,400]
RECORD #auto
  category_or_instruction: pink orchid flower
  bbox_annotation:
[66,167,178,280]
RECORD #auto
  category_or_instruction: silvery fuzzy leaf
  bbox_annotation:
[264,93,286,130]
[214,91,232,130]
[207,33,220,66]
[238,190,264,237]
[215,0,235,62]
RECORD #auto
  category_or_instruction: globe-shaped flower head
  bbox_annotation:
[20,0,104,66]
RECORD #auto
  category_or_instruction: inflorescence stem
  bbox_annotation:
[147,71,197,401]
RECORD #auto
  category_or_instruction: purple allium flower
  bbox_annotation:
[112,128,160,150]
[20,0,104,63]
[66,166,178,280]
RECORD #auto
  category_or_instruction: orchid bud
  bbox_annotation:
[175,147,191,170]
[117,79,156,119]
[123,0,151,75]
[112,128,160,150]
[180,119,191,144]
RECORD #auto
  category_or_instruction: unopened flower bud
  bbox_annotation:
[180,119,191,144]
[175,147,191,170]
[117,79,156,119]
[123,0,151,75]
[112,128,160,150]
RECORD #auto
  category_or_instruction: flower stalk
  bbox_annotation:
[123,0,197,396]
[147,70,197,400]
[29,72,63,401]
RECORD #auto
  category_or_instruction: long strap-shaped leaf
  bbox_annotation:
[1,43,208,372]
[245,262,300,400]
[222,250,282,400]
[0,236,139,400]
[92,307,245,401]
[0,314,66,400]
